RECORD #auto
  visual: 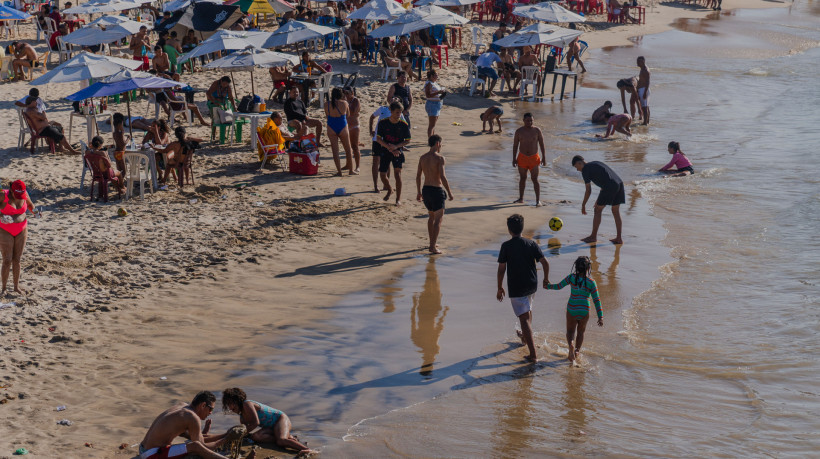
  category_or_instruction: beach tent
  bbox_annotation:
[66,68,185,138]
[0,4,31,20]
[204,46,298,94]
[493,23,582,49]
[30,51,142,85]
[347,0,406,21]
[369,5,469,38]
[260,20,338,48]
[178,30,272,63]
[512,3,586,23]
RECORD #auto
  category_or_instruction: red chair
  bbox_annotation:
[84,153,122,202]
[21,112,56,155]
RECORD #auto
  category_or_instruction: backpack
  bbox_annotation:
[237,95,254,113]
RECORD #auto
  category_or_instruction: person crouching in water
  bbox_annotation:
[545,256,603,364]
[221,388,315,456]
[659,141,695,177]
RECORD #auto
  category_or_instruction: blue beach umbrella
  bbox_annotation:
[0,5,32,21]
[66,68,185,137]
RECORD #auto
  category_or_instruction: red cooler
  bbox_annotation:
[288,151,320,175]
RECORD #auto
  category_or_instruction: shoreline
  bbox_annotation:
[0,1,792,457]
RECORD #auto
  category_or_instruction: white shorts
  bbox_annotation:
[139,443,189,459]
[510,295,534,317]
[637,87,650,107]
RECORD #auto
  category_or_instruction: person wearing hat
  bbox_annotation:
[0,180,38,295]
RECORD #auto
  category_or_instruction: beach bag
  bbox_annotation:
[215,107,234,124]
[299,134,319,153]
[237,95,254,113]
[320,62,332,72]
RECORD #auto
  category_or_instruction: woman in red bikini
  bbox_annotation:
[0,180,38,295]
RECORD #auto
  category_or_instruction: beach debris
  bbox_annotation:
[235,183,249,190]
[13,447,28,455]
[119,443,129,450]
[254,201,264,207]
[224,424,247,459]
[159,376,167,380]
[451,122,462,126]
[0,302,15,310]
[56,405,66,411]
[221,194,228,199]
[117,207,128,217]
[0,384,11,389]
[84,443,93,448]
[57,419,72,426]
[189,199,198,204]
[48,327,55,332]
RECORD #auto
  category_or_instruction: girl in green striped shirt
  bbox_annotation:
[546,256,603,363]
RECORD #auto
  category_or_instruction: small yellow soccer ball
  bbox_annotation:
[549,216,563,232]
[117,207,128,217]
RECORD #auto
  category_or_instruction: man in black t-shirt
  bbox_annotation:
[375,102,411,206]
[497,214,550,363]
[572,155,625,245]
[283,86,323,145]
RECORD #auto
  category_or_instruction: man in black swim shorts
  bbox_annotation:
[416,135,454,254]
[572,155,624,245]
[376,101,411,206]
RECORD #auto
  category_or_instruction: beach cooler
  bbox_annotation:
[288,134,320,175]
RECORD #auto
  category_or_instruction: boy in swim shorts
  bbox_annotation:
[496,214,550,363]
[480,105,504,133]
[636,56,650,125]
[416,135,454,254]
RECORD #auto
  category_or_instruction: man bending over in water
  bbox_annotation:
[512,112,546,206]
[596,113,632,139]
[416,134,454,254]
[140,391,230,459]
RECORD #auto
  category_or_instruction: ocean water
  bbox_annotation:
[223,5,820,457]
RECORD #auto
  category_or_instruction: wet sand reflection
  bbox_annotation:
[410,258,449,378]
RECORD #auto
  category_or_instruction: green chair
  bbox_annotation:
[208,101,247,145]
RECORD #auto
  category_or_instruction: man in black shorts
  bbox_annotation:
[416,135,454,254]
[23,96,79,154]
[572,155,624,245]
[375,101,411,206]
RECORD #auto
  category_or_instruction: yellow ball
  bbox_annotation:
[117,207,128,217]
[549,216,563,231]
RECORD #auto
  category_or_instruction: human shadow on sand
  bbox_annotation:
[275,249,418,277]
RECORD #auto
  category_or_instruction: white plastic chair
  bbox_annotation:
[44,16,56,37]
[146,92,161,119]
[56,36,73,64]
[519,66,540,101]
[380,50,400,81]
[168,99,192,127]
[471,27,485,56]
[123,152,152,200]
[342,34,359,64]
[315,72,333,109]
[16,106,30,150]
[465,62,486,97]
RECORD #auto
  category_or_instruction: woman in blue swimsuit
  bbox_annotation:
[222,387,314,455]
[324,87,355,176]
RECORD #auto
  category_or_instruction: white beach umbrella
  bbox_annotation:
[178,30,273,63]
[494,23,582,49]
[347,0,406,20]
[512,3,586,23]
[369,6,469,39]
[62,26,132,46]
[30,51,142,85]
[85,15,145,33]
[414,0,482,6]
[64,0,144,14]
[205,46,299,94]
[260,20,338,48]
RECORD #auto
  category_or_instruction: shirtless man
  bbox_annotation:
[499,48,521,93]
[268,66,291,103]
[616,76,642,121]
[24,97,79,154]
[166,31,184,54]
[140,391,229,459]
[130,26,151,71]
[512,113,546,206]
[565,36,586,73]
[416,135,454,254]
[11,41,37,81]
[152,45,171,75]
[517,47,542,95]
[591,101,612,124]
[636,56,650,125]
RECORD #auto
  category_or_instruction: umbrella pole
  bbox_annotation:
[230,71,239,101]
[126,96,133,141]
[250,68,255,96]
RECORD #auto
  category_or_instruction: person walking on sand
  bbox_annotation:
[496,214,550,363]
[376,102,412,206]
[140,391,231,459]
[368,98,406,193]
[596,112,632,139]
[386,71,413,128]
[636,56,651,125]
[416,135,454,254]
[0,180,39,296]
[513,113,547,206]
[572,155,624,245]
[423,69,446,138]
[545,256,603,364]
[565,36,586,73]
[221,388,315,457]
[659,141,694,177]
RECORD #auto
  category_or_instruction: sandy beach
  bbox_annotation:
[0,0,796,457]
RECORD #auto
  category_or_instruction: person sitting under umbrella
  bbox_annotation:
[152,45,172,76]
[23,96,79,154]
[49,23,68,52]
[11,42,38,81]
[206,76,237,111]
[84,136,126,194]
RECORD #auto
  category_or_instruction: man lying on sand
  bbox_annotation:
[140,391,230,459]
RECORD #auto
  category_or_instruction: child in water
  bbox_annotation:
[659,141,694,177]
[480,106,503,133]
[596,113,632,138]
[221,388,315,456]
[545,256,603,363]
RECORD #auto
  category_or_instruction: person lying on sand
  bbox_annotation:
[140,391,230,459]
[222,388,316,456]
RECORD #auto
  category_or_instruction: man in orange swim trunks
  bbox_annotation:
[512,112,546,206]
